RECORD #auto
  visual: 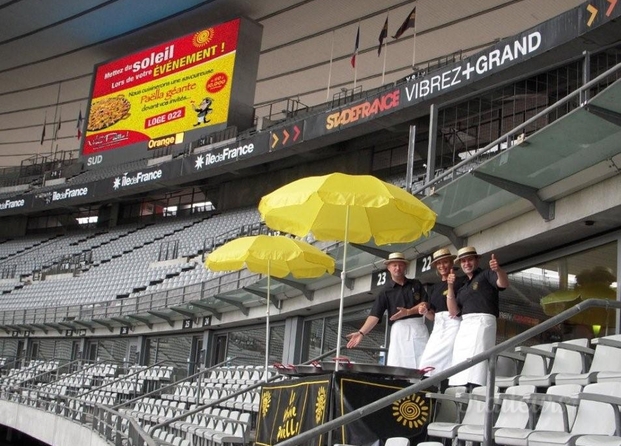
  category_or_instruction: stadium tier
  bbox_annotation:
[0,1,621,445]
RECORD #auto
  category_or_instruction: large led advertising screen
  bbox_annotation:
[81,17,262,169]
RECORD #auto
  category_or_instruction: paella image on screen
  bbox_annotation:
[87,95,131,131]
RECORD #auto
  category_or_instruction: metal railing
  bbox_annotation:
[151,348,336,432]
[412,60,621,195]
[111,357,239,411]
[275,298,621,446]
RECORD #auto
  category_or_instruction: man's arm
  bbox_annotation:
[346,316,380,349]
[489,253,509,288]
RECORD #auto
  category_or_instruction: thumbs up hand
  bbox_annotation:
[489,253,499,271]
[447,271,456,286]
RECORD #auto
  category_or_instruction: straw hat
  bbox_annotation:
[383,252,410,265]
[430,248,456,266]
[456,246,481,261]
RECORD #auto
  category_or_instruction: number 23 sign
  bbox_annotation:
[371,255,430,290]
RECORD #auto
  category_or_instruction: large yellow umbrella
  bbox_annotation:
[258,172,436,362]
[205,234,335,376]
[258,172,436,245]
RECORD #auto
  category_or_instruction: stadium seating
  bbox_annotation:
[426,386,498,443]
[0,206,260,311]
[384,438,410,446]
[494,384,582,446]
[455,384,535,443]
[555,334,621,385]
[496,343,555,388]
[527,381,621,446]
[0,358,273,446]
[518,339,593,387]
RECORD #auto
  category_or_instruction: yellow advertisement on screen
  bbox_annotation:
[84,19,239,155]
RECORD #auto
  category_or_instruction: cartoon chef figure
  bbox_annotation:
[191,97,213,126]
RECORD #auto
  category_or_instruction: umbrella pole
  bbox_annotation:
[265,261,271,381]
[335,206,350,371]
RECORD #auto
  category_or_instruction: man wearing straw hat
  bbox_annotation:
[346,252,430,369]
[446,246,509,389]
[418,248,465,379]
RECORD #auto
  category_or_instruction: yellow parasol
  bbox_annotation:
[541,266,617,332]
[541,287,616,330]
[540,290,582,317]
[258,172,436,362]
[205,234,335,376]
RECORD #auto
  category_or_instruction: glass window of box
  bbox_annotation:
[302,308,388,364]
[211,323,285,367]
[503,241,617,343]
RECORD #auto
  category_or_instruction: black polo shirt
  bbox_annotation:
[455,267,504,317]
[370,278,428,324]
[428,276,466,313]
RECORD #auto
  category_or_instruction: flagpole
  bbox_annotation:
[412,22,417,70]
[39,109,47,150]
[50,82,61,154]
[326,31,335,102]
[380,12,389,86]
[353,22,360,91]
[381,37,388,85]
[77,109,84,140]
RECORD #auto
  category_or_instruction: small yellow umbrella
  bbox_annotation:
[205,235,335,376]
[258,172,436,361]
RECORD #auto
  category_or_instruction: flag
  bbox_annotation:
[393,6,416,39]
[40,115,46,145]
[378,16,388,56]
[76,110,83,139]
[350,25,360,68]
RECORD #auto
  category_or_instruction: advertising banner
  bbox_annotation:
[256,374,331,446]
[304,88,401,140]
[0,195,32,216]
[99,162,175,196]
[32,183,97,209]
[333,372,432,446]
[80,17,262,169]
[182,131,270,177]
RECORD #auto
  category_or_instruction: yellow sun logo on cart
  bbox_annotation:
[261,391,272,418]
[392,394,430,429]
[193,28,214,47]
[315,386,327,423]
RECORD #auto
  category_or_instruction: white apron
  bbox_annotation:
[387,317,429,369]
[449,313,496,386]
[419,311,461,376]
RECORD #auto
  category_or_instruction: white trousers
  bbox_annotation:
[387,317,429,369]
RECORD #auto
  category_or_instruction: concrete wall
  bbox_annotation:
[0,400,109,446]
[0,215,27,238]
